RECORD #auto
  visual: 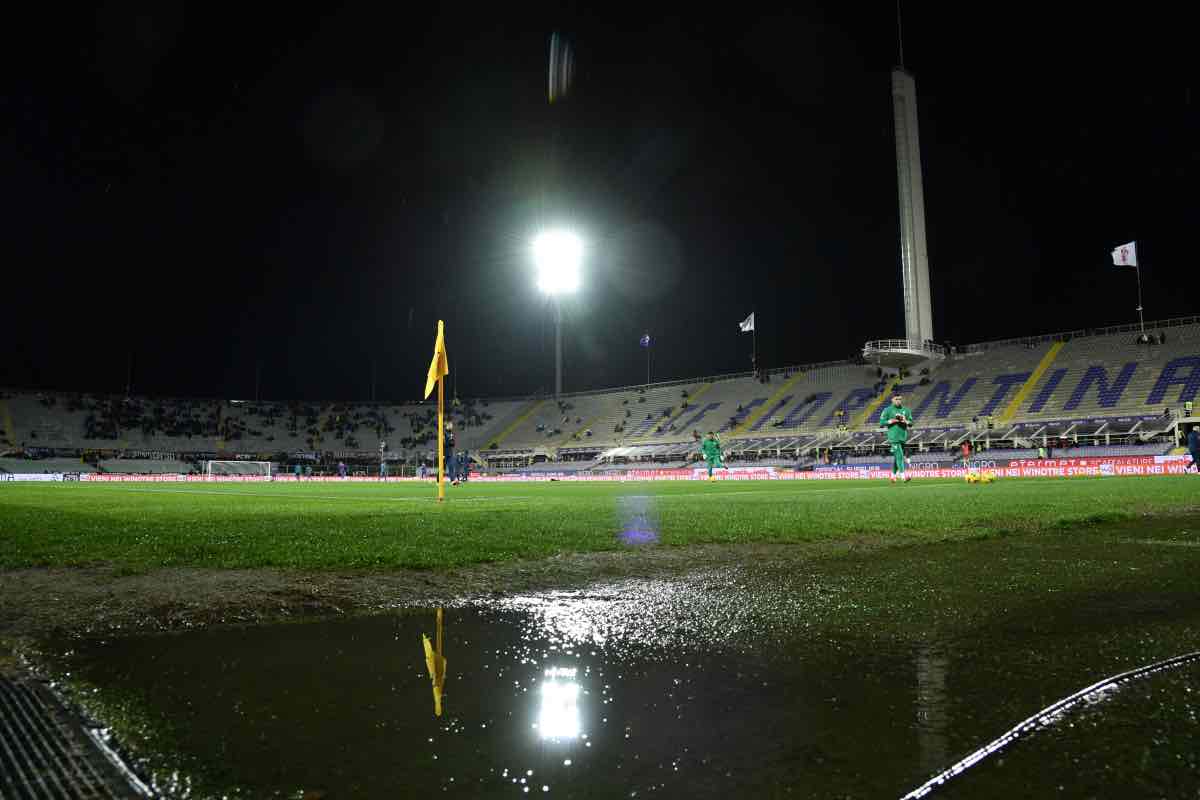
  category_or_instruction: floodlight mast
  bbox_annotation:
[533,230,582,397]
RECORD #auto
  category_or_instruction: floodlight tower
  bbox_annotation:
[533,230,582,397]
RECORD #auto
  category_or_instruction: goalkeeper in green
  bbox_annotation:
[880,393,914,483]
[701,431,724,481]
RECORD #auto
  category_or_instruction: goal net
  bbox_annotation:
[204,460,273,479]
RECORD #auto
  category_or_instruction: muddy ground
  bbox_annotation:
[0,538,891,655]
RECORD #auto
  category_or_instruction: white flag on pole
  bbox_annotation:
[1111,241,1138,267]
[739,312,755,333]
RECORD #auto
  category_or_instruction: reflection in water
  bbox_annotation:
[47,538,1200,799]
[915,645,949,776]
[616,495,659,546]
[537,667,581,740]
[422,607,447,716]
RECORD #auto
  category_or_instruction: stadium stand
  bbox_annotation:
[0,458,96,474]
[97,459,196,474]
[4,317,1197,472]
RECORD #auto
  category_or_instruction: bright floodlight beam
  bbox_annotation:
[534,230,582,295]
[533,230,583,396]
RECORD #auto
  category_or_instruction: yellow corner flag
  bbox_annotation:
[424,321,449,400]
[424,321,449,501]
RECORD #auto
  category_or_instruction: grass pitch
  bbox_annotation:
[1,477,1198,572]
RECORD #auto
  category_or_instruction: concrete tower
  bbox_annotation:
[891,67,934,347]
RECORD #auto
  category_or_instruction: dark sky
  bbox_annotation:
[5,4,1197,401]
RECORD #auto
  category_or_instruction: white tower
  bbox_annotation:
[892,68,934,347]
[863,59,943,367]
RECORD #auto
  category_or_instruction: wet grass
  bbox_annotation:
[1,477,1198,572]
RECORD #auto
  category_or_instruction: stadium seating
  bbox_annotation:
[0,458,95,474]
[98,459,196,474]
[5,318,1197,468]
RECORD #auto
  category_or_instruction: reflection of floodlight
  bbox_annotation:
[532,229,584,396]
[533,230,582,296]
[538,667,581,740]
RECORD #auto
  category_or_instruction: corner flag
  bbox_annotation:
[1111,241,1138,268]
[424,321,450,501]
[424,320,449,399]
[739,312,755,333]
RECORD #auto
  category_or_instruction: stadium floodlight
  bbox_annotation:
[533,229,583,396]
[533,230,582,296]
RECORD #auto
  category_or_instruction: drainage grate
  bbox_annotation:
[0,677,147,799]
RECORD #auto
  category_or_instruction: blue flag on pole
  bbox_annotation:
[640,334,651,348]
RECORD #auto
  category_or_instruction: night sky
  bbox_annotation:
[6,4,1197,401]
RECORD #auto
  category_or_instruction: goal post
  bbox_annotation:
[204,461,273,479]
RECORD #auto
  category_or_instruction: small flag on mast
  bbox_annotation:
[1111,241,1138,268]
[639,333,651,348]
[738,313,755,333]
[424,321,449,399]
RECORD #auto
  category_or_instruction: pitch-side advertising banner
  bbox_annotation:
[3,455,1184,483]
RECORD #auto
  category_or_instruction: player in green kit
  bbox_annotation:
[880,393,914,483]
[701,431,724,482]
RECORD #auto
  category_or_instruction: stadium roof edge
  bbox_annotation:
[958,314,1200,353]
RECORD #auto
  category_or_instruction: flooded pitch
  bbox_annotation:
[45,532,1200,798]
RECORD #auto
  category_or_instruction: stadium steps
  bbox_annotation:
[639,383,714,439]
[732,372,806,436]
[999,341,1064,422]
[557,412,605,447]
[854,378,902,429]
[1010,327,1200,420]
[488,398,549,448]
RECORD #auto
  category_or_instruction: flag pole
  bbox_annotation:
[752,312,757,372]
[1135,263,1145,335]
[437,372,445,502]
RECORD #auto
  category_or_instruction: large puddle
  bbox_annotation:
[46,534,1200,798]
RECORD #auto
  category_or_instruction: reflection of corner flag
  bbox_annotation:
[424,321,449,399]
[422,608,447,716]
